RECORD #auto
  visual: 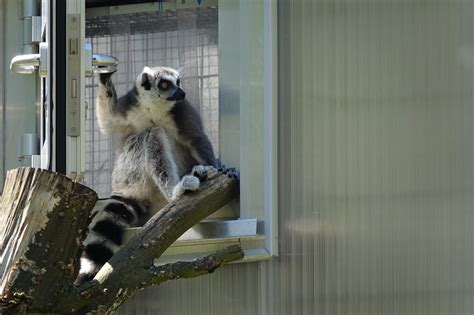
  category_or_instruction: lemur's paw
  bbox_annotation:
[218,166,240,180]
[192,165,218,182]
[98,71,116,84]
[172,175,200,200]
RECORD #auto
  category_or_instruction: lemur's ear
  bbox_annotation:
[141,67,154,90]
[177,66,185,77]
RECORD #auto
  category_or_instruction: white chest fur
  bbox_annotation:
[128,94,176,132]
[124,95,192,176]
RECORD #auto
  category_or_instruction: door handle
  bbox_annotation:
[10,54,40,74]
[10,42,118,77]
[10,42,48,76]
[85,43,118,76]
[92,54,118,74]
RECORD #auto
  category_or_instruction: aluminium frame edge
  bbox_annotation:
[263,0,278,257]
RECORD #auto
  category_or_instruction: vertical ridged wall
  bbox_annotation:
[119,1,474,314]
[0,0,4,189]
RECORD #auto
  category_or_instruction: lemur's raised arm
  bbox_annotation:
[96,73,129,134]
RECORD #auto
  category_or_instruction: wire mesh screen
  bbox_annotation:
[84,7,219,197]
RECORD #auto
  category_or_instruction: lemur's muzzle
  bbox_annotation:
[167,88,186,101]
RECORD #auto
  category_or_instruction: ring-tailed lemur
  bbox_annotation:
[75,66,218,284]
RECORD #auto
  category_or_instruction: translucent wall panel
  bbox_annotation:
[118,1,474,314]
[0,0,37,190]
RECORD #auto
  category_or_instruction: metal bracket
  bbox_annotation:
[67,14,81,137]
[21,0,41,53]
[17,133,39,160]
[39,42,48,77]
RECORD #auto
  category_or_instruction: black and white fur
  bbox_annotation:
[76,66,217,284]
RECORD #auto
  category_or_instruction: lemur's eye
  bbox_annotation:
[159,80,170,90]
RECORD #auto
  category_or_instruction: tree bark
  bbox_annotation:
[0,168,242,314]
[0,168,97,314]
[71,245,244,314]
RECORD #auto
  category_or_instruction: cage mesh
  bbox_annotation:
[84,7,219,197]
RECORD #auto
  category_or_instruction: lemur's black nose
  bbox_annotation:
[167,88,186,101]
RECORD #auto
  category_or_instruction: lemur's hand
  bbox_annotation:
[192,165,218,182]
[98,70,117,84]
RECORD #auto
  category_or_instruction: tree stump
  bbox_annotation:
[0,167,242,314]
[0,168,97,313]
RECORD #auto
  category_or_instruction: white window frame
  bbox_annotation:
[161,0,279,262]
[218,0,279,260]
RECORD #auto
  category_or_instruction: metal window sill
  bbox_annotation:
[124,218,272,265]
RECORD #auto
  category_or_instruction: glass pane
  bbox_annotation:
[84,6,219,197]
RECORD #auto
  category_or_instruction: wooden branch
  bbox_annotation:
[0,168,97,314]
[0,168,241,314]
[113,245,243,309]
[74,172,240,314]
[69,245,244,313]
[147,244,244,283]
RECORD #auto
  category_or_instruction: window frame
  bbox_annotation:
[162,0,279,261]
[221,0,279,259]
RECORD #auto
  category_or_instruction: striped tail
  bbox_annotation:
[75,195,146,284]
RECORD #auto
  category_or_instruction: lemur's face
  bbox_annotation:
[137,66,185,102]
